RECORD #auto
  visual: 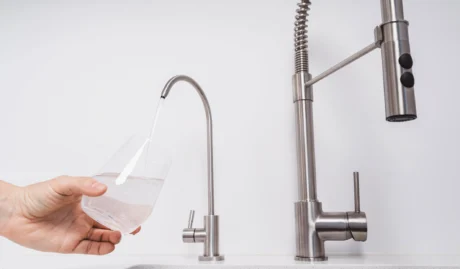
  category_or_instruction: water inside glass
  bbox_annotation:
[82,173,164,234]
[81,98,170,234]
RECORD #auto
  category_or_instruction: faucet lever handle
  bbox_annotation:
[348,171,367,242]
[353,172,361,213]
[187,210,195,228]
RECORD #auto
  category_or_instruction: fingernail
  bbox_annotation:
[92,182,107,191]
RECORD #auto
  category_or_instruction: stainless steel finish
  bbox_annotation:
[183,210,196,243]
[161,75,215,215]
[294,0,311,73]
[194,228,207,243]
[188,210,195,228]
[381,0,404,22]
[293,72,313,102]
[353,172,360,213]
[374,26,384,47]
[199,215,221,261]
[199,256,225,262]
[161,75,224,261]
[348,172,367,242]
[304,42,379,87]
[317,212,351,241]
[291,0,417,261]
[292,0,369,258]
[295,201,325,261]
[303,24,384,88]
[293,172,368,260]
[380,0,417,122]
[182,228,195,243]
[294,96,317,201]
[293,71,317,201]
[347,212,367,242]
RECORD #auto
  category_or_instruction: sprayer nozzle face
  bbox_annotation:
[386,114,417,122]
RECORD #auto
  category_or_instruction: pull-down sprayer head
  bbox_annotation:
[380,0,417,122]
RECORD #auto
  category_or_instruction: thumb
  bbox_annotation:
[49,176,107,197]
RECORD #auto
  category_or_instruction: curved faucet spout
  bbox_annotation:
[160,75,215,216]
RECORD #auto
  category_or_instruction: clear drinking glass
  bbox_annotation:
[81,135,171,234]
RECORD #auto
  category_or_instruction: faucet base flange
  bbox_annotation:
[295,256,328,262]
[295,201,325,259]
[199,255,225,262]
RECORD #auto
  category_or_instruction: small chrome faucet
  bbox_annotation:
[292,0,417,261]
[160,75,224,262]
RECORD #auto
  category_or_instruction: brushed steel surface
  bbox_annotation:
[161,75,223,261]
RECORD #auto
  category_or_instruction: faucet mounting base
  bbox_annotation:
[295,256,328,262]
[199,255,225,262]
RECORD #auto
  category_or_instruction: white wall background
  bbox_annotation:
[0,0,459,262]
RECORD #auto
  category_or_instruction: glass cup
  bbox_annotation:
[81,135,171,234]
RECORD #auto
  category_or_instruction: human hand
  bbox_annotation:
[0,176,140,255]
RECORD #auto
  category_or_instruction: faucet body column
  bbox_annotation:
[293,70,368,260]
[293,73,317,201]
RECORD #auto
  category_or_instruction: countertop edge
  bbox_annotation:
[1,254,460,269]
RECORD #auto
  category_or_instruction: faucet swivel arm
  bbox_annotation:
[160,75,223,262]
[303,32,382,88]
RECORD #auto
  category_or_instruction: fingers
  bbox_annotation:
[93,221,141,236]
[75,226,141,255]
[73,240,115,255]
[131,226,141,235]
[87,228,122,244]
[50,176,107,197]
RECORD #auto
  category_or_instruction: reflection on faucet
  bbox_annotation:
[160,75,224,262]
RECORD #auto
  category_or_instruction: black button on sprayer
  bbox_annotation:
[400,72,415,88]
[399,53,413,69]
